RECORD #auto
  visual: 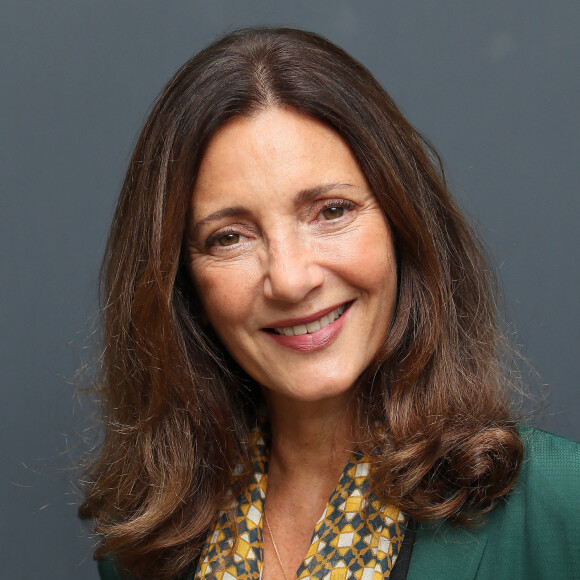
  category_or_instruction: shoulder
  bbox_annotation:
[498,425,580,540]
[97,553,196,580]
[482,426,580,577]
[408,426,580,580]
[97,555,129,580]
[510,425,580,532]
[518,424,580,488]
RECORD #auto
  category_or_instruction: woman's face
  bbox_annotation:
[188,107,397,403]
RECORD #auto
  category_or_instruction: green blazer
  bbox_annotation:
[98,426,580,579]
[407,425,580,579]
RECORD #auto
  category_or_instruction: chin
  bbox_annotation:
[263,372,360,404]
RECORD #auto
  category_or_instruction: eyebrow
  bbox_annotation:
[294,182,355,206]
[192,205,248,232]
[191,182,355,233]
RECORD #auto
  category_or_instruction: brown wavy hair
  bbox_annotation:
[79,27,524,579]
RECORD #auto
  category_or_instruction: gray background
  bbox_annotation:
[1,1,578,578]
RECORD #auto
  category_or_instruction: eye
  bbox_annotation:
[217,233,240,246]
[205,228,248,250]
[321,206,345,220]
[317,200,355,222]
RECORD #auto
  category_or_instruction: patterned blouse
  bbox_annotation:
[195,418,407,579]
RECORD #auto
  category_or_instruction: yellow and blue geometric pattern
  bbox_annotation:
[195,419,406,579]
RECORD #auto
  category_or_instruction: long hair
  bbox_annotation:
[80,27,523,579]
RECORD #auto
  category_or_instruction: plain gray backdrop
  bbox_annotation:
[1,1,578,578]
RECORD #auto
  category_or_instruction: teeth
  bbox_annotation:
[293,324,308,336]
[306,320,321,333]
[274,304,348,336]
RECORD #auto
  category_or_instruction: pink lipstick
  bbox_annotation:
[263,301,353,352]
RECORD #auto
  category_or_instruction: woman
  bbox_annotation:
[81,28,580,579]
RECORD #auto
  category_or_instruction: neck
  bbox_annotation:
[263,389,356,480]
[259,390,358,579]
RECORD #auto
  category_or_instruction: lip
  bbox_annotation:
[262,301,353,352]
[263,301,351,329]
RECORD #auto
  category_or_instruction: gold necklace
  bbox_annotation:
[264,510,290,580]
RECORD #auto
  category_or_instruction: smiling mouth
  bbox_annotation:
[268,302,351,336]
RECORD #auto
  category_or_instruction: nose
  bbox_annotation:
[263,235,325,302]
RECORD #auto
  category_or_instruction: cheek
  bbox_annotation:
[339,220,397,291]
[192,262,258,332]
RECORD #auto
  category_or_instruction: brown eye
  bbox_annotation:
[321,206,345,220]
[218,233,240,246]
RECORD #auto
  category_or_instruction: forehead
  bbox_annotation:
[192,107,369,212]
